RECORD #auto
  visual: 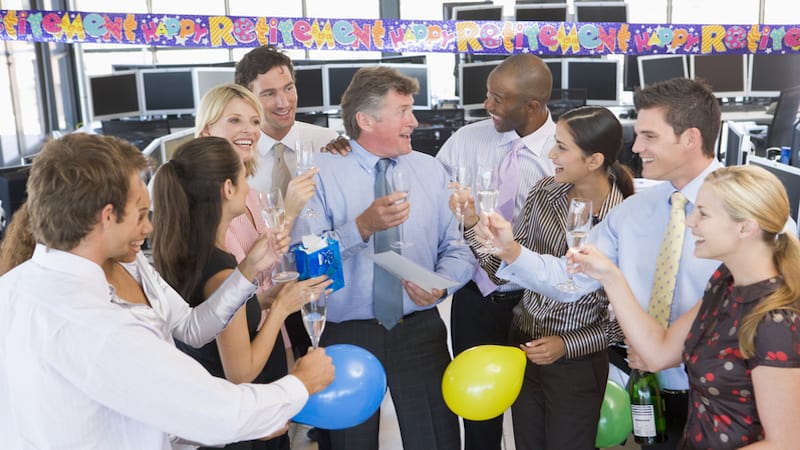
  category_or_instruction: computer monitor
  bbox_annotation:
[623,55,640,92]
[156,128,197,167]
[138,69,196,117]
[573,2,628,22]
[325,63,371,110]
[515,4,569,22]
[294,65,328,113]
[192,67,235,109]
[690,54,747,98]
[767,85,800,149]
[719,120,752,167]
[791,120,800,169]
[749,54,800,98]
[564,58,621,105]
[458,60,502,110]
[88,71,141,121]
[637,55,688,88]
[544,58,564,99]
[0,164,29,227]
[452,4,504,21]
[443,1,491,19]
[748,154,800,229]
[384,63,431,110]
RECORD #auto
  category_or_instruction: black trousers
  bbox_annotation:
[450,281,521,450]
[509,326,609,450]
[316,308,460,450]
[609,345,689,450]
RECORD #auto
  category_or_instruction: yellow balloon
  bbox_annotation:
[441,345,526,421]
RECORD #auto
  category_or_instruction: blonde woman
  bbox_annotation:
[572,165,800,449]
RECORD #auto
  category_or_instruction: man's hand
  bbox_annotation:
[402,280,446,307]
[320,136,351,156]
[284,168,319,223]
[292,347,335,395]
[355,192,409,241]
[520,336,566,365]
[448,187,478,229]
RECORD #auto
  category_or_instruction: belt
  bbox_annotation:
[373,309,425,327]
[487,289,524,304]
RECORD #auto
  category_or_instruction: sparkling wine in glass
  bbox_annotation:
[295,140,319,219]
[476,164,499,253]
[259,188,299,283]
[301,288,327,349]
[389,166,412,249]
[556,197,593,293]
[452,165,473,245]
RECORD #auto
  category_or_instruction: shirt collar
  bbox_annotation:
[498,113,557,158]
[670,158,723,206]
[32,243,112,301]
[350,139,399,174]
[257,124,299,156]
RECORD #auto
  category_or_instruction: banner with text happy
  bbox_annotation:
[1,9,800,56]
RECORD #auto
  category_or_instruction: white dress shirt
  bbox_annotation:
[249,121,340,195]
[0,245,308,449]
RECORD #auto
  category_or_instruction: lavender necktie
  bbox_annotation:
[373,158,404,329]
[474,139,524,296]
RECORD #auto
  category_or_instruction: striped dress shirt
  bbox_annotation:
[466,176,626,358]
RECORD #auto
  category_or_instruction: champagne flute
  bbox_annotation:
[389,166,412,249]
[452,165,473,245]
[300,287,327,349]
[476,164,499,253]
[295,140,318,219]
[556,197,593,292]
[259,188,299,283]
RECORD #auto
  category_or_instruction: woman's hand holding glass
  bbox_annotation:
[237,230,281,284]
[259,188,299,283]
[474,212,520,262]
[565,243,620,286]
[556,198,593,293]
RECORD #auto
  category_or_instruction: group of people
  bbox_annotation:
[1,44,799,450]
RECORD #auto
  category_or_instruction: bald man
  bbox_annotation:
[436,54,556,450]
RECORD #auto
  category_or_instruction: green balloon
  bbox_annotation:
[596,380,633,448]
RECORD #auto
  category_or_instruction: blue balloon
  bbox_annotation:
[293,344,387,430]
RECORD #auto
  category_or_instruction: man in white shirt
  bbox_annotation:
[0,133,334,449]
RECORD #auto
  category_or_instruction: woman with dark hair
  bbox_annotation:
[460,106,634,449]
[572,165,800,448]
[151,136,329,450]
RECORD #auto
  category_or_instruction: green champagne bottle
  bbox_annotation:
[628,369,668,445]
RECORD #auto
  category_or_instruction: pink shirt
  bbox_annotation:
[225,189,272,293]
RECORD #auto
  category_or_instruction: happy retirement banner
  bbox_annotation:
[2,9,800,56]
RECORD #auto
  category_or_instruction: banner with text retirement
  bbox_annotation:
[2,9,800,56]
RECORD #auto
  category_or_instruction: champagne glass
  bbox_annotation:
[476,164,499,253]
[556,198,593,292]
[295,140,318,219]
[259,188,299,283]
[452,165,473,245]
[300,287,327,349]
[389,166,412,249]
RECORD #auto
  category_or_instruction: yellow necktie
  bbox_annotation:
[648,191,688,328]
[271,142,292,195]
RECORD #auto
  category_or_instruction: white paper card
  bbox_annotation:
[371,251,459,292]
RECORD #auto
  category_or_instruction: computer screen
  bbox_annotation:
[384,63,431,110]
[443,1,491,20]
[564,58,620,105]
[767,85,800,149]
[544,58,564,99]
[791,120,800,169]
[748,154,800,229]
[690,54,747,98]
[325,64,370,110]
[0,164,30,226]
[623,55,640,91]
[294,65,328,113]
[101,118,171,151]
[574,2,628,22]
[719,120,752,167]
[452,4,503,21]
[749,54,800,98]
[515,4,569,22]
[88,71,141,121]
[459,60,502,110]
[138,69,195,117]
[192,67,235,109]
[158,128,197,166]
[637,55,688,88]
